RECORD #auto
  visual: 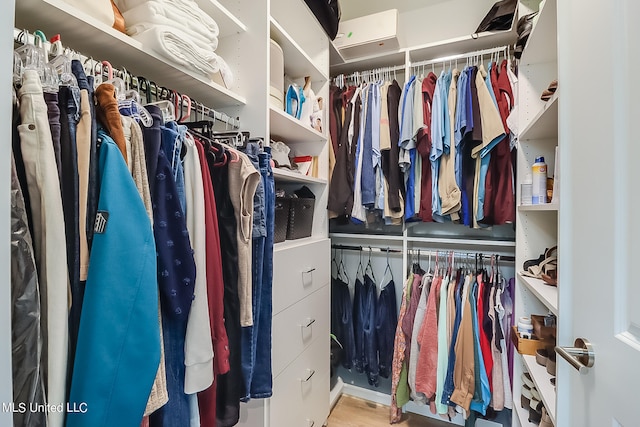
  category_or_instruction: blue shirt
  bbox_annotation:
[430,71,451,221]
[400,77,417,220]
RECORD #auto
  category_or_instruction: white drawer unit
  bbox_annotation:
[272,238,331,316]
[272,285,330,377]
[270,335,330,427]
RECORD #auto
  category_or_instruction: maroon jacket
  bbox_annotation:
[417,73,438,222]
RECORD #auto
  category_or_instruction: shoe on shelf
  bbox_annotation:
[541,80,558,101]
[540,405,554,427]
[521,384,533,410]
[522,246,557,281]
[536,348,549,366]
[529,398,543,423]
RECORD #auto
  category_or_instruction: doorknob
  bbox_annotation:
[555,338,595,374]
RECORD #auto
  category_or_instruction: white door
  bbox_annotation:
[557,1,640,426]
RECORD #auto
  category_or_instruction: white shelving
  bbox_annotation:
[518,273,558,315]
[520,93,559,140]
[515,402,537,427]
[274,236,327,252]
[518,203,559,212]
[522,354,557,426]
[407,236,516,248]
[270,17,328,82]
[407,28,517,63]
[15,0,246,108]
[331,26,516,75]
[519,0,558,65]
[270,106,326,143]
[272,167,327,185]
[194,0,247,37]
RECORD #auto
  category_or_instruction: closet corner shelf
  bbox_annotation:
[517,272,558,316]
[514,401,537,427]
[329,233,405,242]
[521,354,557,426]
[407,236,516,249]
[519,0,558,65]
[519,93,559,141]
[518,203,559,212]
[270,17,328,83]
[270,106,327,143]
[329,41,345,66]
[194,0,247,37]
[15,0,247,108]
[272,168,327,185]
[275,236,329,252]
[405,27,517,63]
[329,49,405,76]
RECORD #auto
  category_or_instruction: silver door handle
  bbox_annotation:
[300,318,316,328]
[555,338,595,374]
[302,268,316,274]
[299,369,315,382]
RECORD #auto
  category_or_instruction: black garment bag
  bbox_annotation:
[475,0,517,32]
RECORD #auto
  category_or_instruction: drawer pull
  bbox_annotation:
[299,369,315,382]
[302,268,316,274]
[306,420,315,427]
[300,318,316,328]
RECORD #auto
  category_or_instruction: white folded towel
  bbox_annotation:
[114,0,219,39]
[122,1,218,49]
[132,25,221,79]
[128,22,217,52]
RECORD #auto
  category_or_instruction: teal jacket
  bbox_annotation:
[67,132,160,427]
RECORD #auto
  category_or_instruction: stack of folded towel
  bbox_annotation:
[114,0,232,83]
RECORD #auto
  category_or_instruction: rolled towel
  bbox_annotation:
[122,1,218,48]
[129,22,217,52]
[114,0,218,38]
[132,25,221,79]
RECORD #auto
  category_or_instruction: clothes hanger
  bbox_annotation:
[356,248,365,283]
[379,247,393,290]
[338,249,350,284]
[47,35,78,88]
[365,247,376,282]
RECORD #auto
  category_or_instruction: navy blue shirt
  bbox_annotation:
[153,147,196,320]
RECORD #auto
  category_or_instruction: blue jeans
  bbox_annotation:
[161,122,186,214]
[353,277,364,373]
[331,277,356,369]
[362,275,379,387]
[240,143,266,401]
[376,279,397,379]
[59,86,82,381]
[249,147,274,398]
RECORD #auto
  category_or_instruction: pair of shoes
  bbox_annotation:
[536,347,557,375]
[514,12,538,58]
[529,398,543,423]
[522,246,557,285]
[540,406,553,427]
[541,80,558,101]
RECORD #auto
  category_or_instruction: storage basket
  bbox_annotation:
[286,197,315,240]
[274,197,290,243]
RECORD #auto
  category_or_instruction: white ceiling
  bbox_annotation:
[340,0,452,20]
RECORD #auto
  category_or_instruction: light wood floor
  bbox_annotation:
[326,395,454,427]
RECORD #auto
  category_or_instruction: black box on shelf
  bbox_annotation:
[286,197,315,240]
[274,197,290,243]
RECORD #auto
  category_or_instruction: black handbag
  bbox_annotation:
[475,0,517,32]
[304,0,341,40]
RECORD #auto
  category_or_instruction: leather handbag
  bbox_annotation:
[475,0,518,32]
[304,0,341,40]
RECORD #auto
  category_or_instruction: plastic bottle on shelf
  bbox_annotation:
[532,156,548,204]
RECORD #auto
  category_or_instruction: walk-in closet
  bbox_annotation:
[2,0,638,426]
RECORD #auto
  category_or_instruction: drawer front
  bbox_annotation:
[270,334,330,427]
[272,285,330,377]
[272,238,330,315]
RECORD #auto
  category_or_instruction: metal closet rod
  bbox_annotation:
[406,248,515,263]
[410,45,509,69]
[13,27,240,129]
[331,244,402,254]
